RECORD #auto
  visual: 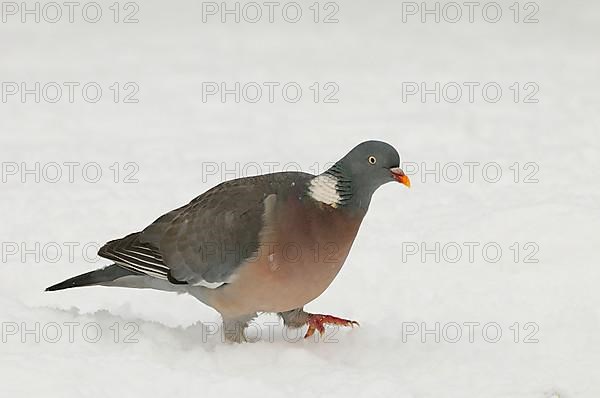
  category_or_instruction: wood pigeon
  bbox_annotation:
[46,140,411,342]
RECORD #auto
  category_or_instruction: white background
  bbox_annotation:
[1,1,598,397]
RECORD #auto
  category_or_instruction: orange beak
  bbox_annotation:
[390,167,411,188]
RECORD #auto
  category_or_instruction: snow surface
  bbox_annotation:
[1,0,599,397]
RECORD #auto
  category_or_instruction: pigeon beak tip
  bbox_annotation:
[390,167,411,188]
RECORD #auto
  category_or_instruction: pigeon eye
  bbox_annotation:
[368,156,377,165]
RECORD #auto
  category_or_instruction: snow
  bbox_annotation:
[1,0,599,397]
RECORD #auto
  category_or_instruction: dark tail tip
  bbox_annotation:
[45,284,66,292]
[45,265,135,292]
[45,277,83,291]
[45,269,103,292]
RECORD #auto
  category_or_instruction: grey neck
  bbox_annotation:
[325,162,373,211]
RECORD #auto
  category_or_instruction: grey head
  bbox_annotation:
[309,140,410,210]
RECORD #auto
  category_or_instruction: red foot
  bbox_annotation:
[304,314,359,339]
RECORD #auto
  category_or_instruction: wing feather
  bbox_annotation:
[98,172,312,286]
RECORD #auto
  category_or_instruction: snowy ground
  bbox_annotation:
[1,0,599,396]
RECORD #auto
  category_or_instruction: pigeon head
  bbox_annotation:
[308,140,410,210]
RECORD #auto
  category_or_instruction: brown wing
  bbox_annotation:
[98,172,312,286]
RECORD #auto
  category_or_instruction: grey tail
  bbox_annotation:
[45,264,138,291]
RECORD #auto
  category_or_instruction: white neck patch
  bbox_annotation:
[308,174,340,208]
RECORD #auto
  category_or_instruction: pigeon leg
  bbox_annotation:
[278,308,359,338]
[222,313,257,343]
[303,314,360,338]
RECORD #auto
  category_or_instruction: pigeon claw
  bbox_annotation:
[304,314,360,339]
